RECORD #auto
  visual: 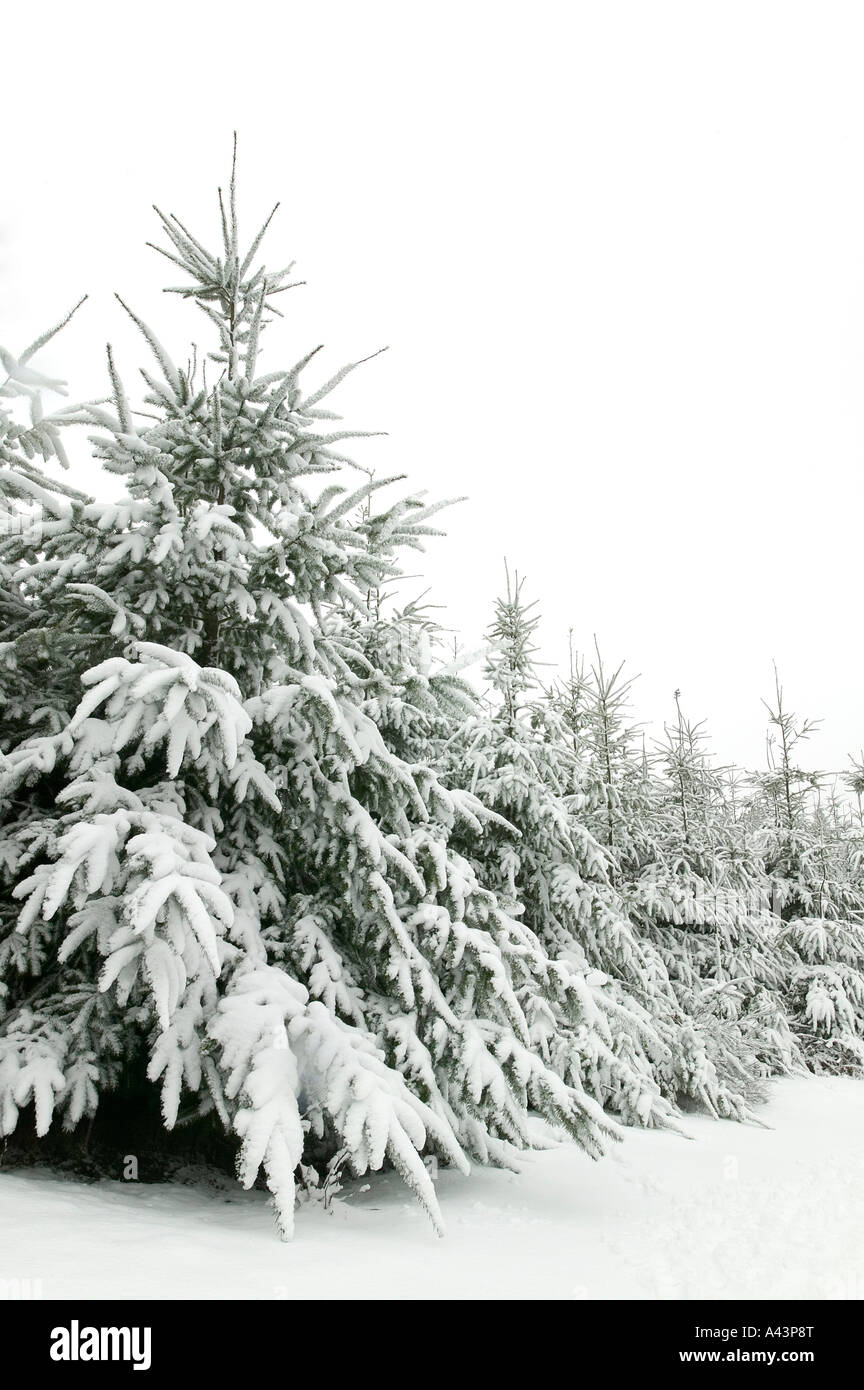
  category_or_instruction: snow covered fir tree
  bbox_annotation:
[1,151,863,1240]
[751,674,864,1072]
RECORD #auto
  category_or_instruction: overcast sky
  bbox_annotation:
[3,1,863,779]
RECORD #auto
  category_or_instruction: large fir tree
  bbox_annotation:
[0,154,645,1237]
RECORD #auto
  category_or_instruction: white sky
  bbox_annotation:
[3,1,863,779]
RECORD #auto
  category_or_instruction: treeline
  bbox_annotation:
[0,158,861,1237]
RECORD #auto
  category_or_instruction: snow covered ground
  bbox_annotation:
[1,1076,862,1300]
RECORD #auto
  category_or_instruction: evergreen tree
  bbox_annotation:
[564,659,799,1114]
[443,573,684,1129]
[0,155,637,1237]
[754,673,864,1071]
